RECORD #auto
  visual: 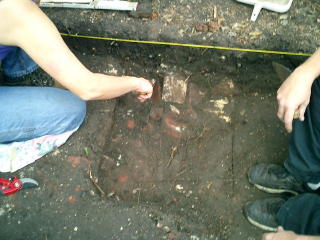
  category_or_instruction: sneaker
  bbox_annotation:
[244,197,286,232]
[248,163,306,195]
[2,68,54,87]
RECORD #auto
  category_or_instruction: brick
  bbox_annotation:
[127,120,135,129]
[162,73,187,104]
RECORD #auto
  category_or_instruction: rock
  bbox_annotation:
[163,226,171,233]
[207,21,221,32]
[279,14,288,20]
[169,105,180,115]
[190,235,200,240]
[195,23,208,32]
[156,222,163,228]
[175,184,184,192]
[129,2,153,18]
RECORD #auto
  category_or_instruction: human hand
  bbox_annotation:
[134,77,153,102]
[262,227,298,240]
[277,66,314,132]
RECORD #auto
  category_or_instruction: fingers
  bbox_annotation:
[298,104,308,121]
[277,100,308,132]
[135,78,153,102]
[283,108,294,132]
[277,226,284,232]
[276,93,287,122]
[261,233,274,240]
[277,102,285,121]
[137,92,152,102]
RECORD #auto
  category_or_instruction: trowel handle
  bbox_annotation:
[251,3,262,21]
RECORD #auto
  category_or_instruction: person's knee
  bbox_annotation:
[58,90,87,131]
[73,96,86,128]
[298,193,320,202]
[0,87,86,143]
[30,87,87,134]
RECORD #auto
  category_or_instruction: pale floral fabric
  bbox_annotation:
[0,128,77,172]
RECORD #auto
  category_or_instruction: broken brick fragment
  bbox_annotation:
[207,21,221,32]
[195,23,208,32]
[127,120,135,129]
[67,156,90,168]
[117,176,129,183]
[163,112,186,133]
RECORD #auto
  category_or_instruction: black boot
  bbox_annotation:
[244,197,287,231]
[248,163,306,195]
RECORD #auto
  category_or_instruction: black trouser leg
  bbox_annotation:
[285,78,320,184]
[277,193,320,235]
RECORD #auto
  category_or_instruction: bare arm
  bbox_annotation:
[277,49,320,132]
[0,0,152,101]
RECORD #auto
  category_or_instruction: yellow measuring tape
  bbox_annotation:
[60,33,312,57]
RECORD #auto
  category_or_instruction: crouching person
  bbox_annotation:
[0,0,152,172]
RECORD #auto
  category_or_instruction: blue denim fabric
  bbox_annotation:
[2,47,38,78]
[0,87,86,143]
[0,45,15,61]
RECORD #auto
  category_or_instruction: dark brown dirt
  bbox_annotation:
[45,0,320,54]
[57,38,296,239]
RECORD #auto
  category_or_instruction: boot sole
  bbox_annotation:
[248,176,299,195]
[253,183,298,195]
[246,215,277,232]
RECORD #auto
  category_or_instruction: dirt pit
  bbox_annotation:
[0,37,306,240]
[62,37,303,239]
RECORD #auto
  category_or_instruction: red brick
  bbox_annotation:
[127,120,135,129]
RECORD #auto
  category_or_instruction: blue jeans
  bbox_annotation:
[0,48,86,143]
[2,47,38,78]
